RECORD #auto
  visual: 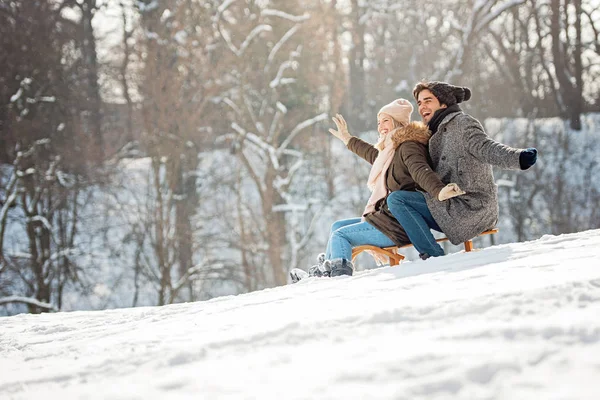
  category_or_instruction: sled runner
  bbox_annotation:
[351,228,499,266]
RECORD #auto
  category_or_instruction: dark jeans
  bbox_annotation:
[386,191,445,257]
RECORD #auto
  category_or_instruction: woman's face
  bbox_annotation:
[377,113,395,136]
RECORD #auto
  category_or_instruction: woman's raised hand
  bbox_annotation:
[329,114,352,145]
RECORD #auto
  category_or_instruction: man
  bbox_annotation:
[386,81,538,259]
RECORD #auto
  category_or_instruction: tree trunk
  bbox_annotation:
[326,0,342,199]
[120,2,134,143]
[80,0,104,158]
[26,209,52,314]
[572,0,583,130]
[175,159,196,300]
[152,159,171,306]
[264,168,287,286]
[236,169,255,292]
[550,0,582,129]
[348,0,366,130]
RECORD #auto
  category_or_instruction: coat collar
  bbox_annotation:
[438,110,463,129]
[390,121,431,149]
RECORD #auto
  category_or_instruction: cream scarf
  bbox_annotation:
[362,129,397,219]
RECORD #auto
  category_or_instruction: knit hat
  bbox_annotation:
[421,81,472,106]
[377,98,413,126]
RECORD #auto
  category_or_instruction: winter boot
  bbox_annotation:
[290,254,330,283]
[330,258,354,277]
[290,268,309,283]
[308,255,331,278]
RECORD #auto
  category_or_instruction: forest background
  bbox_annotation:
[1,0,599,315]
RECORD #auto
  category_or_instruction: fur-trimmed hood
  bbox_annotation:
[390,121,431,148]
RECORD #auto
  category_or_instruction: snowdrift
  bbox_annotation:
[1,229,600,399]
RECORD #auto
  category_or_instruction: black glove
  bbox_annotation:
[519,148,537,170]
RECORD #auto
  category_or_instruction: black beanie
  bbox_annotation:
[428,81,472,106]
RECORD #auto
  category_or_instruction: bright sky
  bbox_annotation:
[2,229,600,399]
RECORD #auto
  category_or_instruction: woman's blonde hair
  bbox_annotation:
[377,113,400,130]
[375,113,401,151]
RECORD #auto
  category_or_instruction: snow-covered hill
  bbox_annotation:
[2,230,600,400]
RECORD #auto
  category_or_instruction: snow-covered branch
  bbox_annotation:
[261,9,310,23]
[443,0,526,82]
[231,123,268,196]
[220,22,273,57]
[265,24,301,70]
[217,0,239,14]
[274,156,303,192]
[238,24,273,56]
[242,93,265,136]
[475,0,526,33]
[272,203,308,212]
[267,104,285,143]
[232,123,271,155]
[137,0,158,13]
[222,97,244,119]
[269,60,298,89]
[30,215,53,232]
[0,296,56,311]
[172,260,207,294]
[277,113,328,155]
[41,248,76,286]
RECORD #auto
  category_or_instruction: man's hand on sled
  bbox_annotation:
[329,114,352,145]
[438,183,466,201]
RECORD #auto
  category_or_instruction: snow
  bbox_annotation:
[261,9,310,23]
[217,0,238,14]
[2,229,600,399]
[266,24,301,67]
[229,24,272,56]
[275,101,287,114]
[29,215,52,232]
[173,30,187,45]
[0,296,54,310]
[10,88,23,103]
[137,0,158,13]
[277,113,328,153]
[269,60,298,88]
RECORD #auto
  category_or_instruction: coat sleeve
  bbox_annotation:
[462,115,522,169]
[400,142,446,198]
[347,137,378,165]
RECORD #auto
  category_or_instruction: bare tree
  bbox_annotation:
[0,141,80,313]
[216,1,328,286]
[134,0,231,304]
[549,0,584,129]
[0,0,95,314]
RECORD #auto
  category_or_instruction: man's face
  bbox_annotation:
[417,89,446,124]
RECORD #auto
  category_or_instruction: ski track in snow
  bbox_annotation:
[1,230,600,399]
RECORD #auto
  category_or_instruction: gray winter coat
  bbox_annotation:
[424,111,523,244]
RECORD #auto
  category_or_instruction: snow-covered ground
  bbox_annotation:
[2,229,600,399]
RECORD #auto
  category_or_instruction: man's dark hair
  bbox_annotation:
[413,81,434,102]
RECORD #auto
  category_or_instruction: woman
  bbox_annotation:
[290,99,464,282]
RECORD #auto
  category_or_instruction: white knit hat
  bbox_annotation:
[377,98,413,126]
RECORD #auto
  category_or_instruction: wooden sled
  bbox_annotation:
[351,228,499,266]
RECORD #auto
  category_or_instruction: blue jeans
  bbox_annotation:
[325,218,395,261]
[386,190,444,257]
